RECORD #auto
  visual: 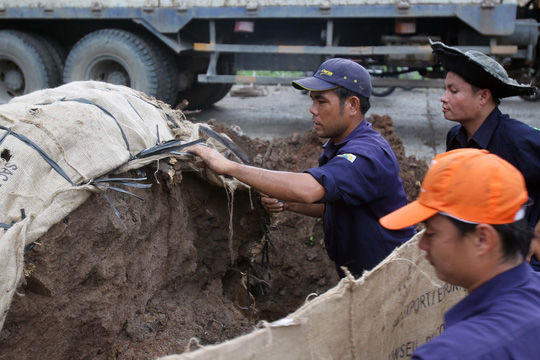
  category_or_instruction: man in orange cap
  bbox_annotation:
[431,41,540,270]
[380,148,540,359]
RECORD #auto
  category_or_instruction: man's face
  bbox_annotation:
[419,214,476,288]
[309,89,351,143]
[440,71,483,123]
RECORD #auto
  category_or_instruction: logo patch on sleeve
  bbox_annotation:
[338,153,356,163]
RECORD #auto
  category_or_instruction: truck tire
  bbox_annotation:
[154,50,179,106]
[521,89,540,101]
[35,34,67,81]
[63,29,160,100]
[0,30,58,103]
[139,34,179,105]
[177,81,229,110]
[520,75,540,101]
[371,87,396,97]
[210,83,234,104]
[178,59,234,110]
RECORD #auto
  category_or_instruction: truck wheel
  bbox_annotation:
[63,29,160,100]
[178,59,234,110]
[34,34,67,81]
[0,30,58,103]
[520,74,540,101]
[154,50,179,106]
[371,87,396,97]
[177,81,232,110]
[139,34,179,105]
[521,89,540,101]
[211,83,234,104]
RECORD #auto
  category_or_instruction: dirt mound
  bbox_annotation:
[0,115,427,359]
[202,114,428,321]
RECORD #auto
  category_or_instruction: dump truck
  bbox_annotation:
[0,0,538,109]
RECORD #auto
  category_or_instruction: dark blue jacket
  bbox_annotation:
[413,263,540,359]
[306,120,416,278]
[447,107,540,270]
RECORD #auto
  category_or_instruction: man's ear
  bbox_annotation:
[347,96,360,116]
[473,223,499,255]
[479,89,492,106]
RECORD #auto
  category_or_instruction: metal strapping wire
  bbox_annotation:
[0,222,11,229]
[94,186,135,254]
[91,177,152,185]
[90,177,152,201]
[136,138,205,159]
[164,112,177,128]
[0,127,12,146]
[61,98,132,156]
[125,97,145,123]
[90,184,145,200]
[124,93,179,128]
[0,125,75,186]
[168,151,195,157]
[34,96,66,106]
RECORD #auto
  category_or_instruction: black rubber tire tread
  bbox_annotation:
[16,32,61,88]
[178,58,235,110]
[520,74,540,101]
[33,34,67,82]
[14,31,62,88]
[371,87,396,97]
[177,80,226,110]
[138,34,179,105]
[63,29,161,100]
[520,91,540,101]
[20,31,62,88]
[0,30,52,102]
[210,83,233,104]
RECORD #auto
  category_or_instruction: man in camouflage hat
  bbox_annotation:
[431,41,540,270]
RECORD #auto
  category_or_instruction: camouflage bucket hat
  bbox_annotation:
[430,40,536,98]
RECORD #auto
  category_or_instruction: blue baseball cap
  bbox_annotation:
[292,58,372,98]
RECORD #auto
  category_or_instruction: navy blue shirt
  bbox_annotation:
[413,263,540,359]
[447,107,540,270]
[305,120,416,278]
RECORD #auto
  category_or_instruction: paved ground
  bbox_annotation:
[196,85,540,163]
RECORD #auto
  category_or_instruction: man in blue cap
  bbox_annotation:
[186,58,416,278]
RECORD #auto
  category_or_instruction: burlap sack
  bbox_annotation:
[159,231,467,360]
[0,81,244,330]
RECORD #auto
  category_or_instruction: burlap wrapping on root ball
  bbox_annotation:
[0,81,245,330]
[159,231,467,360]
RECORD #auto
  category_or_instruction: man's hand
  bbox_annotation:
[527,220,540,262]
[184,144,233,175]
[261,192,325,218]
[261,193,285,213]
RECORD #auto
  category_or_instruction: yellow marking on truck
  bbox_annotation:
[235,76,257,84]
[490,45,518,55]
[278,45,305,53]
[194,43,215,51]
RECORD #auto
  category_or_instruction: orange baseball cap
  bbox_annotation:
[380,148,529,230]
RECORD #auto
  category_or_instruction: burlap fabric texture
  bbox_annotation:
[0,81,244,330]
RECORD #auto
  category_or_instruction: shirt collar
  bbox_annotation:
[445,262,531,327]
[323,120,370,154]
[455,107,501,149]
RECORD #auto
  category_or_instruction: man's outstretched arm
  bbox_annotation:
[185,145,326,204]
